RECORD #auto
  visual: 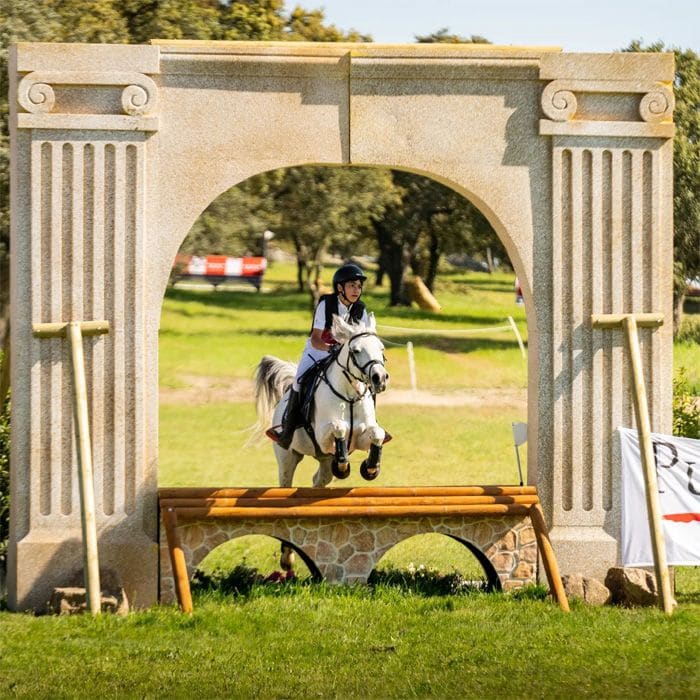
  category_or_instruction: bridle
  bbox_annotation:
[321,331,386,404]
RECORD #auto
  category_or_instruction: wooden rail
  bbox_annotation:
[160,486,569,614]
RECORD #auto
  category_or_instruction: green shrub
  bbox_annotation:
[676,316,700,345]
[368,564,488,596]
[673,367,700,439]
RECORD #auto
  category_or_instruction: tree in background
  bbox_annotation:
[625,42,700,333]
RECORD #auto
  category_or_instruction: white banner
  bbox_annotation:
[620,427,700,566]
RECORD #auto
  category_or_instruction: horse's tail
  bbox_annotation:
[247,355,296,445]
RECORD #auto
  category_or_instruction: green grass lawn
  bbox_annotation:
[1,588,698,698]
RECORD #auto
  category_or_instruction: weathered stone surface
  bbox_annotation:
[605,567,673,608]
[561,574,611,606]
[7,42,674,609]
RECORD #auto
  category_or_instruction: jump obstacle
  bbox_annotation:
[159,485,570,613]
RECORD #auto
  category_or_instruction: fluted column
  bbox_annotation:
[9,44,160,610]
[537,54,675,577]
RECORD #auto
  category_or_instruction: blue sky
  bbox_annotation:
[307,0,698,52]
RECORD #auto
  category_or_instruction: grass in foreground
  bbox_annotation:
[0,586,698,699]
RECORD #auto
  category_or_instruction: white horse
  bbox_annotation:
[252,314,390,489]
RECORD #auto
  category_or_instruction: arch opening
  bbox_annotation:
[370,533,501,593]
[158,164,530,492]
[191,534,320,594]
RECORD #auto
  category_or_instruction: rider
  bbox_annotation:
[268,262,370,448]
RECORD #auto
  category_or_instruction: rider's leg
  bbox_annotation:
[273,387,303,449]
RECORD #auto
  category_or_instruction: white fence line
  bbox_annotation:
[377,317,527,391]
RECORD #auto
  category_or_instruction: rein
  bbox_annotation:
[321,331,384,404]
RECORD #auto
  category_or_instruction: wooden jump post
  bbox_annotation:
[32,320,110,616]
[591,312,674,615]
[160,485,570,614]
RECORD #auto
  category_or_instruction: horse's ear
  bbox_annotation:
[331,314,352,343]
[366,312,376,332]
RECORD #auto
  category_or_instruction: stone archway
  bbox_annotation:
[8,41,675,610]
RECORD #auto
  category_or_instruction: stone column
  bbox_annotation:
[536,54,675,578]
[8,44,161,610]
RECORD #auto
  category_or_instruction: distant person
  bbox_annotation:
[515,277,524,305]
[267,263,371,448]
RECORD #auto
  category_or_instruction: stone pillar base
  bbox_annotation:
[8,529,158,612]
[547,526,618,582]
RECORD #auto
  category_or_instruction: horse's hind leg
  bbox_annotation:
[312,456,335,488]
[276,445,302,572]
[275,444,303,488]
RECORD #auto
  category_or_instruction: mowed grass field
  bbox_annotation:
[2,262,699,698]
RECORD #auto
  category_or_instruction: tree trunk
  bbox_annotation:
[373,220,410,306]
[424,231,441,292]
[486,246,494,274]
[673,291,685,337]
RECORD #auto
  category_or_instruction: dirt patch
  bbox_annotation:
[160,375,526,409]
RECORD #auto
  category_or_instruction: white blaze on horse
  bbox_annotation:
[252,314,389,489]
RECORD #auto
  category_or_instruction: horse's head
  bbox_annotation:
[331,313,389,394]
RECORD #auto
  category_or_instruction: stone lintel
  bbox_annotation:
[17,114,159,131]
[153,39,561,61]
[540,52,675,82]
[350,58,540,81]
[15,42,160,75]
[159,52,349,80]
[539,119,675,138]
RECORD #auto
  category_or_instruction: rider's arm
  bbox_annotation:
[310,328,332,352]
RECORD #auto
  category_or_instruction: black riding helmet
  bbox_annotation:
[332,263,367,290]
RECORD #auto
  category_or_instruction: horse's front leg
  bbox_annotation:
[317,418,351,480]
[355,424,386,481]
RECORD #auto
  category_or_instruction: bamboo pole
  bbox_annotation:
[621,316,674,615]
[157,485,539,500]
[590,312,674,615]
[162,508,193,614]
[160,495,541,509]
[33,320,109,616]
[529,504,569,611]
[67,322,102,615]
[171,503,533,520]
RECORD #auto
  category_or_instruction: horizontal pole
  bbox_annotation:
[33,320,110,338]
[170,503,533,520]
[158,485,538,500]
[160,495,541,509]
[590,313,663,329]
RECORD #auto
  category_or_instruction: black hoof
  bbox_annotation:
[360,459,380,481]
[332,459,351,479]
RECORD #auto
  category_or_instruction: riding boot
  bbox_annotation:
[275,388,302,449]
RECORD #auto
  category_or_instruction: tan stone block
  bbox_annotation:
[329,523,351,545]
[497,530,517,551]
[338,544,355,563]
[491,552,515,573]
[345,553,372,577]
[183,524,203,550]
[519,527,537,545]
[512,562,534,579]
[353,530,376,553]
[375,526,398,549]
[316,540,336,563]
[502,580,524,592]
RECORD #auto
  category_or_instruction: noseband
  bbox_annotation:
[322,331,385,403]
[339,332,386,389]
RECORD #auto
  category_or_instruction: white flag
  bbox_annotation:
[620,427,700,566]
